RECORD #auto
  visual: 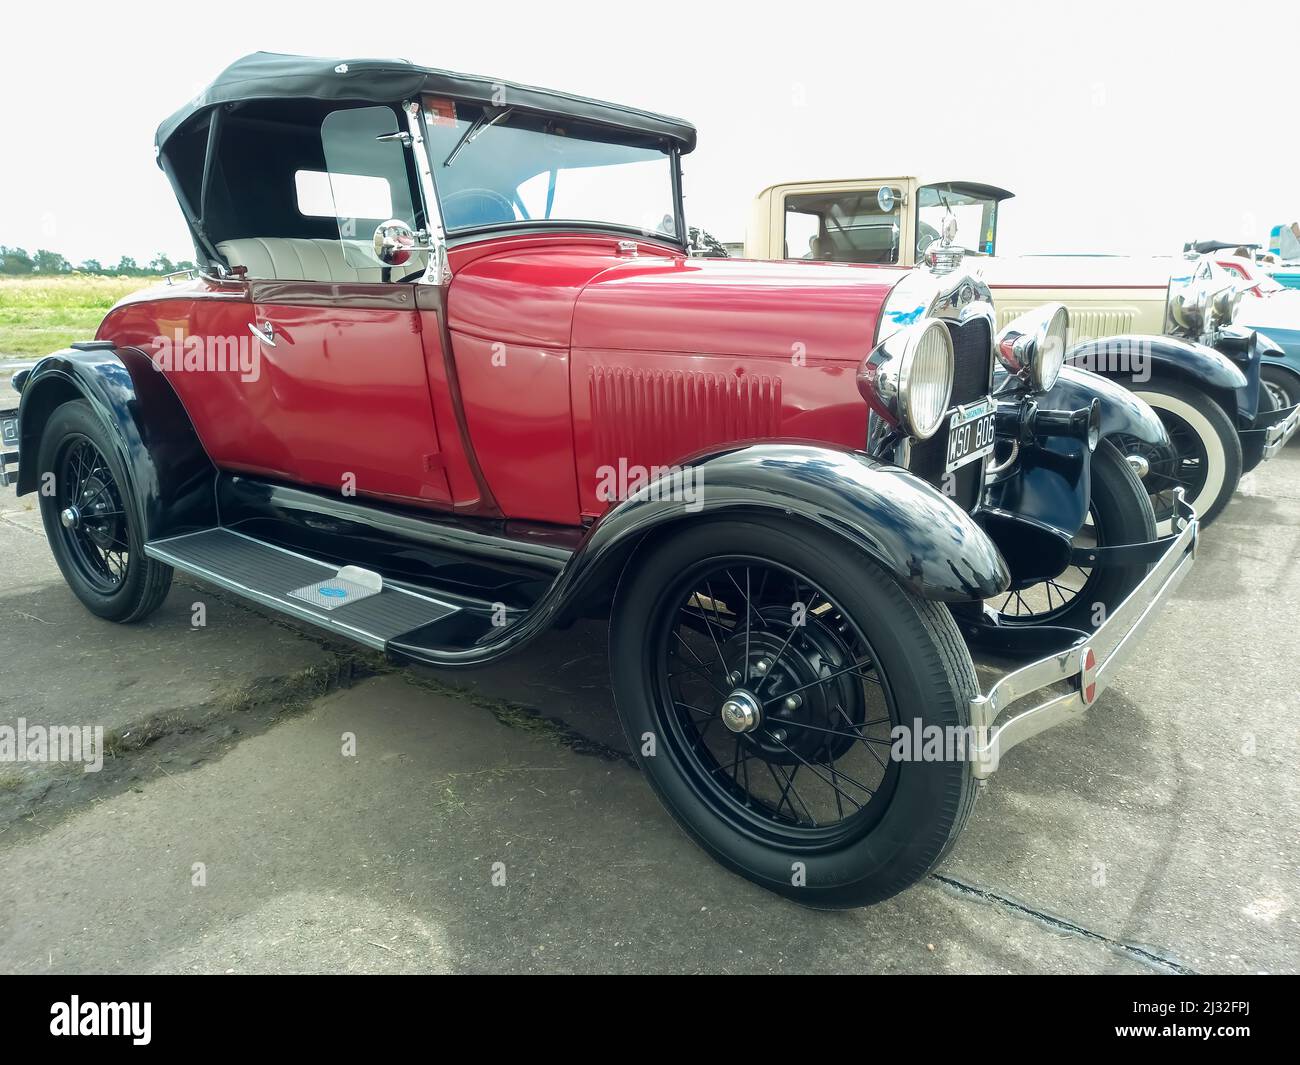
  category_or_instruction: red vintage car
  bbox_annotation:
[8,53,1198,907]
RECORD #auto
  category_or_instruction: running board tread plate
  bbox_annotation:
[145,528,458,650]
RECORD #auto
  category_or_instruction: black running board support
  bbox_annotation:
[145,528,460,651]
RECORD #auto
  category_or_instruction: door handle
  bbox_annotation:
[249,321,277,347]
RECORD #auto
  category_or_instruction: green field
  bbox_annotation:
[0,275,159,359]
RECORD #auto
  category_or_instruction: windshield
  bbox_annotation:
[917,185,999,258]
[420,97,679,240]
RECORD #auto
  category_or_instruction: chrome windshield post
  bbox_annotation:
[403,99,451,286]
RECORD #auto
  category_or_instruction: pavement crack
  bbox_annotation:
[0,511,42,536]
[930,872,1199,975]
[399,668,634,766]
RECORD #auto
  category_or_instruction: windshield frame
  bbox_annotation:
[416,97,688,250]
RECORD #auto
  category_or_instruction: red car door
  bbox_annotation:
[243,281,453,506]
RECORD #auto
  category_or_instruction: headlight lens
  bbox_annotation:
[858,317,955,441]
[1038,304,1068,391]
[994,302,1070,392]
[900,321,955,438]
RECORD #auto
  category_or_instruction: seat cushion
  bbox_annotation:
[216,237,426,283]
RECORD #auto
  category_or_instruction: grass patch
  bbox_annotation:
[0,275,160,359]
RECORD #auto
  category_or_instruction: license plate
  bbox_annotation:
[945,400,996,473]
[1,413,16,449]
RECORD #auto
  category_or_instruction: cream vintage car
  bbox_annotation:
[741,176,1300,526]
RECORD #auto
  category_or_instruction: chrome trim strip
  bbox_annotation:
[404,99,451,286]
[967,491,1199,779]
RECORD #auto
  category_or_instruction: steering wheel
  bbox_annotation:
[441,187,516,229]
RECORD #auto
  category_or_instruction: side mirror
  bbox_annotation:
[372,219,416,266]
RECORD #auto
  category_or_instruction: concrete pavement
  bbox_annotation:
[0,450,1297,973]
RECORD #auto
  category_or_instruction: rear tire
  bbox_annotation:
[610,517,979,908]
[37,400,172,622]
[1128,378,1242,530]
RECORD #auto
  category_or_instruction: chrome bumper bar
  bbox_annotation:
[0,407,17,489]
[968,491,1198,779]
[1263,402,1300,460]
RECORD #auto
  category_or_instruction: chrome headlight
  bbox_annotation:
[994,303,1069,392]
[1171,258,1241,334]
[858,318,954,440]
[1210,284,1242,328]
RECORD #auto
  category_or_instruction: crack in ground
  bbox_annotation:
[931,872,1198,974]
[0,510,42,536]
[192,580,632,765]
[0,578,631,844]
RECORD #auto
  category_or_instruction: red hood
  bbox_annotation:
[445,235,900,362]
[573,255,899,362]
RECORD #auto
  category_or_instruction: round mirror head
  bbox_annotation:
[877,186,896,214]
[372,219,415,266]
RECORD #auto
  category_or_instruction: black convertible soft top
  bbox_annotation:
[155,51,698,159]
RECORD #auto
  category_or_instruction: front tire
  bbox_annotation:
[37,400,173,622]
[1126,378,1242,530]
[610,518,979,908]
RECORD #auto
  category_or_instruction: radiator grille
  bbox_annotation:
[906,318,992,511]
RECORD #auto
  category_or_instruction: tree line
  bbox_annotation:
[0,246,196,277]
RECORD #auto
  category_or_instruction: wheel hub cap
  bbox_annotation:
[60,506,80,529]
[720,690,762,734]
[1125,453,1150,479]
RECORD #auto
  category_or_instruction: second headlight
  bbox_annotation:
[994,302,1069,392]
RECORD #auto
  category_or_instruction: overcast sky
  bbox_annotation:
[2,0,1295,265]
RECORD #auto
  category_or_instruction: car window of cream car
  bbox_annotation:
[781,188,901,264]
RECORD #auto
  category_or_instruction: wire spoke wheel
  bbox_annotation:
[654,558,900,848]
[54,435,131,594]
[985,440,1156,633]
[991,510,1099,623]
[1114,419,1206,526]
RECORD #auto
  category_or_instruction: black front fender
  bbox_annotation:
[1066,334,1246,425]
[16,346,216,538]
[1038,365,1170,447]
[587,443,1011,603]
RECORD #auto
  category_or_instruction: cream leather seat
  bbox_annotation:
[216,237,426,283]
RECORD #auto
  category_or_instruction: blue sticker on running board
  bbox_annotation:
[319,586,348,598]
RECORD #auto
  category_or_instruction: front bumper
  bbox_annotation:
[0,406,17,489]
[968,491,1198,779]
[1262,402,1300,460]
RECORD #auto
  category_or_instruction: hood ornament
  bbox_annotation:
[923,210,964,276]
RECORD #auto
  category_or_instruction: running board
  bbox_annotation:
[145,528,459,650]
